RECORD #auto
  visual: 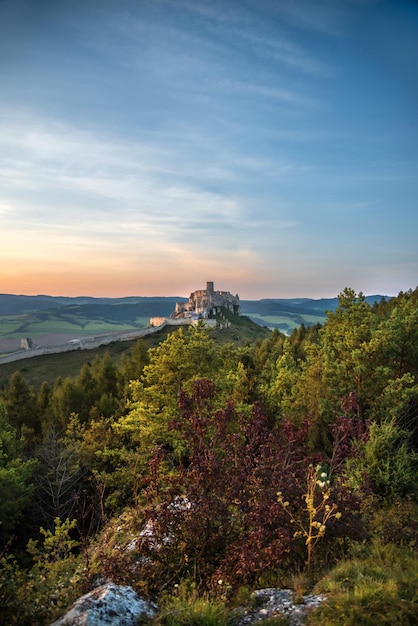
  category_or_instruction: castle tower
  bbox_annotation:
[206,281,214,294]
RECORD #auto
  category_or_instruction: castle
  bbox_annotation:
[149,282,240,327]
[173,281,240,319]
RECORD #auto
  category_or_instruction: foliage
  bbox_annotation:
[128,380,363,595]
[0,403,37,546]
[4,371,37,436]
[346,417,418,501]
[0,286,418,621]
[0,518,81,625]
[113,326,245,466]
[261,288,418,431]
[368,497,418,549]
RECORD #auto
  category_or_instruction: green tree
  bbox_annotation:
[114,326,238,460]
[37,381,53,433]
[119,338,149,385]
[0,404,37,546]
[5,371,37,436]
[348,417,418,501]
[369,296,418,380]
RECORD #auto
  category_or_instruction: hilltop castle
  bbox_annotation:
[149,281,240,327]
[173,281,240,320]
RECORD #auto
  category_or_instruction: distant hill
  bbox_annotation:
[0,295,186,354]
[0,293,388,349]
[0,294,184,317]
[240,295,387,332]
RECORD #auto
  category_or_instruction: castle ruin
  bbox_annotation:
[149,281,240,327]
[172,281,240,320]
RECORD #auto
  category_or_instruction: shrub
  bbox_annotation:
[0,518,82,625]
[134,380,365,594]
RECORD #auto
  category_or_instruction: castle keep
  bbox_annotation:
[173,281,240,320]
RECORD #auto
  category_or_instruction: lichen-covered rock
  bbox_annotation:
[232,588,326,626]
[50,581,157,626]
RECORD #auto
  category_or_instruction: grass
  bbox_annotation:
[306,540,418,625]
[148,582,233,626]
[153,598,232,626]
[145,540,418,626]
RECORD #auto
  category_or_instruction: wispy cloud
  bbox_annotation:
[212,77,321,109]
[0,111,258,252]
[270,0,353,37]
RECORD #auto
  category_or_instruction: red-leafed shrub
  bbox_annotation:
[136,379,365,594]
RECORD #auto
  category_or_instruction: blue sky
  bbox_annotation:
[0,0,417,299]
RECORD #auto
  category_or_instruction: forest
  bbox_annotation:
[0,287,418,625]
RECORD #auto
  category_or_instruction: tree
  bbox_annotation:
[347,416,418,501]
[32,423,86,529]
[114,326,240,461]
[0,404,37,546]
[5,371,37,436]
[119,339,149,385]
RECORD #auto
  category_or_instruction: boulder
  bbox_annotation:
[50,581,157,626]
[232,588,326,625]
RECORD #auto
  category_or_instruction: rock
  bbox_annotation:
[50,581,157,626]
[232,588,326,626]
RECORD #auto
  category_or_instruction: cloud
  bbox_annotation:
[0,110,265,258]
[212,78,321,109]
[269,0,354,37]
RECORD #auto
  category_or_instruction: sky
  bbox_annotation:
[0,0,417,300]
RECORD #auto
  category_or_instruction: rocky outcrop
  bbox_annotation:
[50,582,157,626]
[232,588,326,626]
[51,583,324,626]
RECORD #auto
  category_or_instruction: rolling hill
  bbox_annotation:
[0,292,388,353]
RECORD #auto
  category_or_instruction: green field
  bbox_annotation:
[0,312,139,341]
[248,312,325,332]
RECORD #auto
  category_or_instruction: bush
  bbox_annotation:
[0,518,82,625]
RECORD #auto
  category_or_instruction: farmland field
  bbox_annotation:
[248,312,325,332]
[0,311,141,355]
